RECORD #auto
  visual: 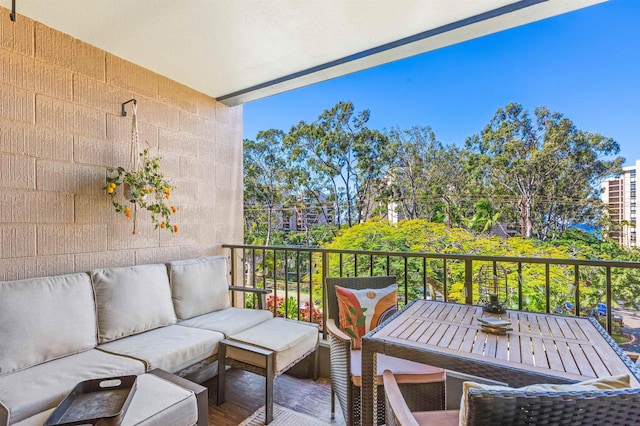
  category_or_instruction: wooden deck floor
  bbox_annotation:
[204,368,345,425]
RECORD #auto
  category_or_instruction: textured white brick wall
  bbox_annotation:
[0,8,243,280]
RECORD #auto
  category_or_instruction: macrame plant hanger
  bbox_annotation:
[128,101,140,235]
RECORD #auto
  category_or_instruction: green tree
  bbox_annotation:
[466,103,623,240]
[285,101,390,227]
[385,126,469,227]
[385,126,439,220]
[465,199,501,233]
[244,130,288,245]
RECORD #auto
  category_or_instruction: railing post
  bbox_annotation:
[422,257,427,301]
[322,251,329,339]
[296,251,301,321]
[518,262,523,311]
[606,266,612,335]
[229,247,235,285]
[404,257,409,305]
[465,259,473,305]
[443,259,448,302]
[545,264,550,313]
[574,265,580,316]
[284,250,289,319]
[230,247,236,307]
[354,254,358,277]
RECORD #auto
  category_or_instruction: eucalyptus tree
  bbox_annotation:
[385,126,437,220]
[285,101,390,227]
[466,103,623,240]
[243,130,288,245]
[385,126,469,226]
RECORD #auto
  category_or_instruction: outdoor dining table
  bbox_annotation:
[361,299,640,425]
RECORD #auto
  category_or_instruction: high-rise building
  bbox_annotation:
[602,160,640,247]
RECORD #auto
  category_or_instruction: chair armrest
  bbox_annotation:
[229,286,272,309]
[383,370,421,426]
[326,319,351,343]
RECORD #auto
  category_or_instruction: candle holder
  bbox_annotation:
[483,294,507,314]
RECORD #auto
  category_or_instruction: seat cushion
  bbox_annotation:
[0,349,145,425]
[0,273,96,377]
[13,374,197,426]
[98,325,224,373]
[350,350,445,386]
[413,409,459,426]
[227,318,319,374]
[122,374,198,426]
[335,284,397,349]
[178,307,273,337]
[91,264,177,343]
[168,256,231,320]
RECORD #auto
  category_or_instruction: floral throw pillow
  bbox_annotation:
[335,284,398,349]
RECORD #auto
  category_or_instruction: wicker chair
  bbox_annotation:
[383,370,640,426]
[326,276,446,425]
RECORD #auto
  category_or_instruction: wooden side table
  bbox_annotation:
[216,318,319,424]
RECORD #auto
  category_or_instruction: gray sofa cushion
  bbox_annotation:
[0,273,97,377]
[91,264,177,343]
[0,349,145,425]
[167,256,231,320]
[121,374,197,426]
[98,325,224,373]
[178,307,273,337]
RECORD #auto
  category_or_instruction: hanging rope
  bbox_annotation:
[129,103,140,234]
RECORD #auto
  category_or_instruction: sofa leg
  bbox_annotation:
[313,346,319,380]
[216,343,227,405]
[331,391,335,419]
[265,352,274,424]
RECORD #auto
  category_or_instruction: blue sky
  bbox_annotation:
[243,0,640,167]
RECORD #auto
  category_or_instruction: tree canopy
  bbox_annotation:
[244,100,624,248]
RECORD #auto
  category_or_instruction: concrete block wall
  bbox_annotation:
[0,8,243,280]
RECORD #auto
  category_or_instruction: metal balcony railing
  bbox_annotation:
[223,244,640,337]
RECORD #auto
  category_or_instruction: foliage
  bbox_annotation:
[265,294,323,327]
[384,126,470,226]
[465,103,623,240]
[244,100,625,250]
[285,101,390,228]
[324,218,638,311]
[244,131,288,245]
[104,148,177,232]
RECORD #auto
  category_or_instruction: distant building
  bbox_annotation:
[280,192,334,232]
[387,201,404,225]
[601,160,640,247]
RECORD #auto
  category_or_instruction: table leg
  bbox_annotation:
[216,342,227,405]
[361,340,375,425]
[265,352,274,424]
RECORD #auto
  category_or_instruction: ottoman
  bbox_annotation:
[14,373,199,426]
[216,318,319,424]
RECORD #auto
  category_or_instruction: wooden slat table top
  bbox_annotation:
[371,300,640,387]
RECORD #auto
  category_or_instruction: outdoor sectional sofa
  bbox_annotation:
[0,256,274,425]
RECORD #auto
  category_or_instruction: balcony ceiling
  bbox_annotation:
[1,0,605,106]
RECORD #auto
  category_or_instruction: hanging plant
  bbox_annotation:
[103,101,178,234]
[104,148,178,233]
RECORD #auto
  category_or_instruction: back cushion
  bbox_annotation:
[168,256,231,320]
[336,284,398,349]
[91,264,177,343]
[0,273,97,376]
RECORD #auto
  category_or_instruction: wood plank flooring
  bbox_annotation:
[205,368,344,425]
